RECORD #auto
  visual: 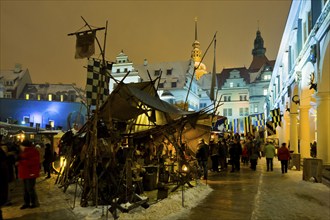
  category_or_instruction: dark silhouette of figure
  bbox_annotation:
[43,143,53,179]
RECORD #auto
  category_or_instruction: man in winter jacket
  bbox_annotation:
[264,140,276,171]
[18,140,40,209]
[277,142,291,174]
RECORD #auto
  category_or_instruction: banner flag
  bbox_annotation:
[266,120,276,136]
[212,116,226,131]
[271,108,282,128]
[86,58,112,107]
[75,31,96,59]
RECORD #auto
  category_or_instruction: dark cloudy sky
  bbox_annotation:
[0,0,291,88]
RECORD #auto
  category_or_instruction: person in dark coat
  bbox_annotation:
[277,142,291,174]
[209,139,219,172]
[229,138,242,172]
[248,138,261,171]
[18,140,40,209]
[0,145,9,220]
[43,143,53,178]
[196,138,209,180]
[218,139,227,171]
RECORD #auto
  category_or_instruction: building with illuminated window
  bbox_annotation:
[267,0,329,165]
[0,65,87,131]
[216,30,274,134]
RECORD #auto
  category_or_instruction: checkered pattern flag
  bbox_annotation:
[270,108,282,128]
[266,121,276,136]
[255,113,265,128]
[86,58,112,107]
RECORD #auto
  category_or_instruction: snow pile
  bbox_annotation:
[72,182,213,220]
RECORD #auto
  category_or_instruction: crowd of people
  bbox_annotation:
[195,133,292,180]
[0,136,55,219]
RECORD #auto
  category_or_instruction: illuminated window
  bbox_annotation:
[264,75,271,80]
[25,94,29,100]
[254,104,258,113]
[22,116,30,125]
[245,108,249,116]
[37,94,41,100]
[239,108,244,116]
[49,120,55,128]
[48,94,52,101]
[60,94,64,102]
[263,89,267,95]
[229,82,233,88]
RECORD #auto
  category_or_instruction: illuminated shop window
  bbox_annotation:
[37,94,41,100]
[48,94,52,101]
[25,94,29,100]
[60,94,64,102]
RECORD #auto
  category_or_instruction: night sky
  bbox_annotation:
[0,0,291,88]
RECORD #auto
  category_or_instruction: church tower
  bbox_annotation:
[252,29,266,57]
[249,29,269,72]
[191,17,207,80]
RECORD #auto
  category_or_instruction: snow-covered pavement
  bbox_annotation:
[2,159,329,220]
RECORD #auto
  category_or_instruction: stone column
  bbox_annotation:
[299,106,311,159]
[289,112,299,153]
[316,91,330,165]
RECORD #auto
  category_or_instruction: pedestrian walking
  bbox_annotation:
[209,139,219,172]
[229,138,242,172]
[196,138,209,180]
[43,143,52,179]
[218,139,227,171]
[277,142,290,174]
[241,141,249,166]
[264,140,276,171]
[248,137,261,171]
[18,140,40,209]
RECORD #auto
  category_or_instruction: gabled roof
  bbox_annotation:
[248,55,269,72]
[217,67,250,88]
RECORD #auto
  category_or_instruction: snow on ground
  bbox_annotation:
[70,182,213,220]
[252,165,330,220]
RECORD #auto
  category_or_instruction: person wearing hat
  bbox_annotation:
[18,140,40,209]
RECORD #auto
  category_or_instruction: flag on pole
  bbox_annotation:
[75,31,96,59]
[210,34,217,101]
[244,116,252,135]
[266,121,276,136]
[86,58,112,107]
[212,116,226,131]
[224,119,232,131]
[270,108,282,128]
[255,113,265,131]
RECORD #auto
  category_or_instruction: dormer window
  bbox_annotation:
[154,70,161,76]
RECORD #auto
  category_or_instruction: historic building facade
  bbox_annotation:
[268,0,329,165]
[216,30,274,134]
[0,64,87,131]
